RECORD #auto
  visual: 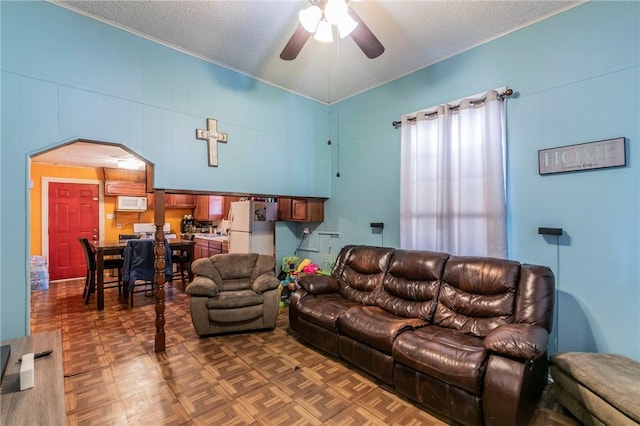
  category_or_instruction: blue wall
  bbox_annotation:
[2,1,639,361]
[0,1,328,340]
[315,1,639,360]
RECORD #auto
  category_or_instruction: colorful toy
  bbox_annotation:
[296,258,311,273]
[281,255,301,278]
[303,263,319,274]
[279,255,301,306]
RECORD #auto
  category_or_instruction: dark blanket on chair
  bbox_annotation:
[122,239,173,291]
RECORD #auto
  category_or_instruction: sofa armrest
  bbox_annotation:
[297,274,339,294]
[484,323,549,360]
[252,273,280,294]
[185,276,219,297]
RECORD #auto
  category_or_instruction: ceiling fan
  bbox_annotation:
[280,0,385,61]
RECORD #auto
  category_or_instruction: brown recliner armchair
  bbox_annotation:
[185,253,280,336]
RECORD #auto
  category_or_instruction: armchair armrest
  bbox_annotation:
[185,276,219,297]
[297,274,339,294]
[484,323,549,360]
[251,273,280,294]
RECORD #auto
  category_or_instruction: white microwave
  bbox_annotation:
[116,196,147,211]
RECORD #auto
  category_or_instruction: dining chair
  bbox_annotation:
[172,234,194,288]
[122,239,173,306]
[79,238,123,304]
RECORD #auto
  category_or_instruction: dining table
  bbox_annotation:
[93,238,195,310]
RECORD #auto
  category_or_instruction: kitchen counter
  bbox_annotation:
[193,234,229,242]
[193,235,229,259]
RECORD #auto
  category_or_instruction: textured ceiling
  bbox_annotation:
[55,0,581,104]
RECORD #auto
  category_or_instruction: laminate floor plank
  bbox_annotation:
[31,279,581,426]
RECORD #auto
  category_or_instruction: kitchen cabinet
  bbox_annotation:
[104,181,146,196]
[277,197,324,222]
[194,238,208,260]
[166,194,196,208]
[103,167,147,196]
[103,167,146,183]
[194,196,222,221]
[147,194,196,209]
[194,196,239,221]
[223,196,240,219]
[194,237,229,260]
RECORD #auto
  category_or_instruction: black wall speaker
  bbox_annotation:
[538,227,563,235]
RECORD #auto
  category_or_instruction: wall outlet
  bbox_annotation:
[117,224,122,230]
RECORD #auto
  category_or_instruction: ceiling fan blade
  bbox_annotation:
[280,24,312,60]
[348,7,385,59]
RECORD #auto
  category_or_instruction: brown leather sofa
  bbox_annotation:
[289,245,555,426]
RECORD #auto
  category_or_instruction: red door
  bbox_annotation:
[48,182,99,280]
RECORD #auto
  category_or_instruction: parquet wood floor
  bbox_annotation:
[31,279,580,426]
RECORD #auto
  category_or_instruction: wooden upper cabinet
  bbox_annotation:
[103,167,147,196]
[278,197,324,222]
[194,195,225,220]
[103,167,145,183]
[167,194,196,209]
[223,196,240,219]
[208,196,223,220]
[277,197,292,221]
[193,195,209,220]
[104,181,146,196]
[148,193,196,209]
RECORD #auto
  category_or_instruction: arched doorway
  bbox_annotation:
[30,139,169,352]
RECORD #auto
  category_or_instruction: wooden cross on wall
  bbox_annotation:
[195,118,228,167]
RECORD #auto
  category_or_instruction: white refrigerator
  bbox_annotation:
[228,200,277,256]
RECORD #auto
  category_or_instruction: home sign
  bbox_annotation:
[538,137,625,175]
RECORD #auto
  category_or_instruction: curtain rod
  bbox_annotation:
[391,88,514,129]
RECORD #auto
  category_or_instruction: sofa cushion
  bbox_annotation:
[336,246,394,304]
[392,326,487,395]
[338,305,426,353]
[295,293,359,332]
[551,352,640,424]
[297,274,340,294]
[218,278,252,292]
[376,249,448,321]
[212,252,260,279]
[185,276,219,297]
[515,264,555,332]
[484,323,549,360]
[205,289,263,309]
[208,304,263,323]
[434,256,520,337]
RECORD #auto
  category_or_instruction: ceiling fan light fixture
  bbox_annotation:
[324,0,348,26]
[299,5,322,33]
[336,13,358,38]
[314,19,334,43]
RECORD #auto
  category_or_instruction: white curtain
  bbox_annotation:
[400,90,507,258]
